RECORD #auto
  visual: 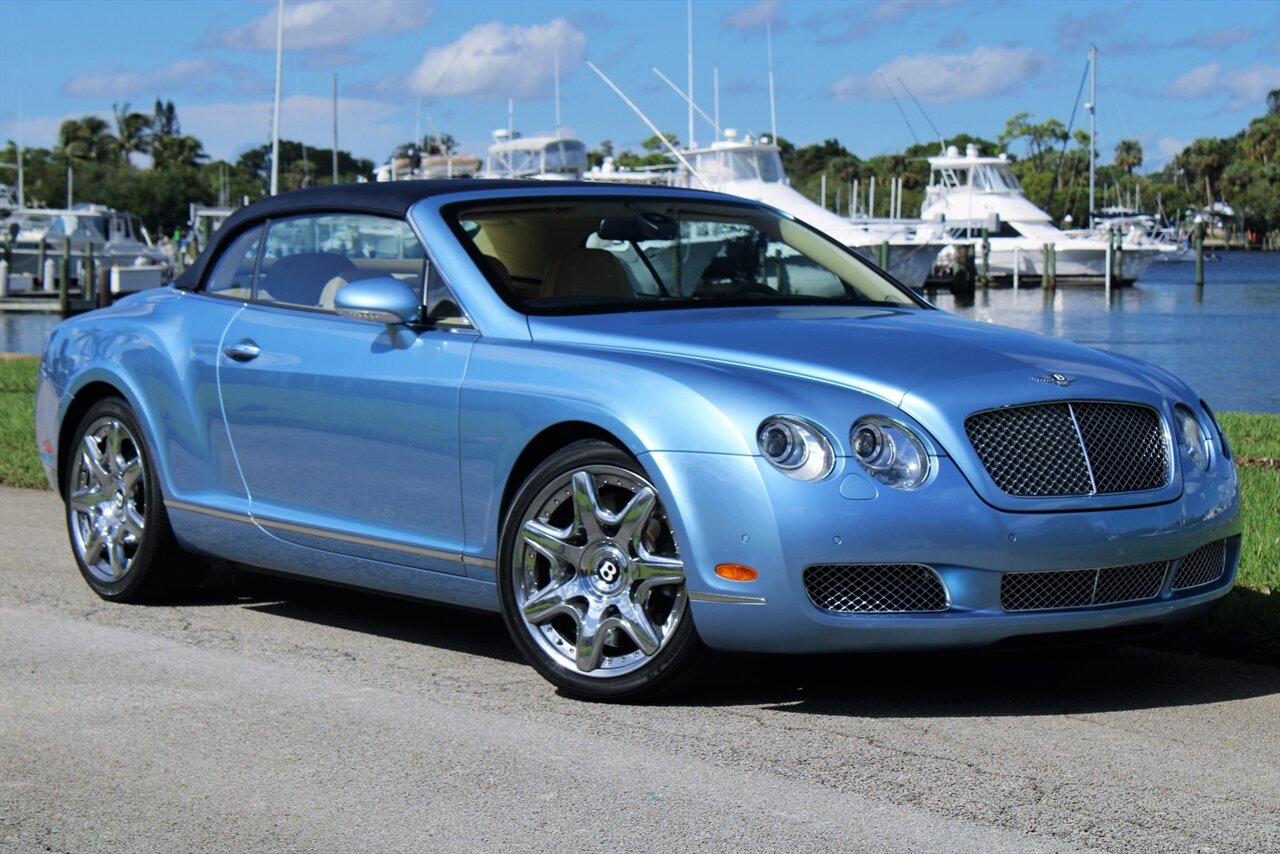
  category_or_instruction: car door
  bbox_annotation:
[217,211,475,574]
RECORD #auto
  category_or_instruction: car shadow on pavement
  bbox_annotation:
[189,565,523,664]
[675,643,1280,716]
[186,566,1277,714]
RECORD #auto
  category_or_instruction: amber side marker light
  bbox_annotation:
[715,563,759,582]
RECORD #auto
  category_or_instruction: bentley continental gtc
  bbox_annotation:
[35,181,1242,699]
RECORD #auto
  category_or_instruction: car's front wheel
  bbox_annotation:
[64,398,198,602]
[498,440,703,700]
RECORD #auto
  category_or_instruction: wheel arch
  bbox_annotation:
[499,420,632,528]
[56,379,136,497]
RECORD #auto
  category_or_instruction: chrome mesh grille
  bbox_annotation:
[1001,561,1168,611]
[804,564,949,613]
[1172,540,1227,590]
[965,402,1169,497]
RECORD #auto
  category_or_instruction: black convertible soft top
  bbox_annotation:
[172,179,598,290]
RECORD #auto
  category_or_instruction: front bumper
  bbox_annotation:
[642,451,1242,654]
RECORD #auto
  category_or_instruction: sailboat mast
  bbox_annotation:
[1088,44,1096,229]
[555,49,561,129]
[767,20,777,142]
[331,73,338,184]
[687,0,694,150]
[270,0,283,196]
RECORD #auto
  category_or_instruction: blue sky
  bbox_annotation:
[1,0,1277,173]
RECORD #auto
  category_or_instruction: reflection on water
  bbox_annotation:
[928,251,1280,414]
[0,313,60,357]
[3,252,1278,412]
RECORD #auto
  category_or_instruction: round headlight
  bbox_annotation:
[1174,404,1210,471]
[1200,399,1231,460]
[850,416,930,489]
[757,416,835,482]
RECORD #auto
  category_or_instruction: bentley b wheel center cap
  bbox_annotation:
[585,545,629,594]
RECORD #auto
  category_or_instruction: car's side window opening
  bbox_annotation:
[203,227,263,297]
[254,213,425,311]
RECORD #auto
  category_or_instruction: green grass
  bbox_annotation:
[0,354,1274,661]
[0,358,44,488]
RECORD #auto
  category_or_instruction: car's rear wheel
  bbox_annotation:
[498,440,703,701]
[64,398,198,602]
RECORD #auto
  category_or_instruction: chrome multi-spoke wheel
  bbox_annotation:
[69,416,147,583]
[64,398,193,602]
[499,441,702,699]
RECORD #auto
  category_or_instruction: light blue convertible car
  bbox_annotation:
[35,181,1242,699]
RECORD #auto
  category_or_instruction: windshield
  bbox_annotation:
[971,164,1022,192]
[691,147,784,183]
[448,197,925,314]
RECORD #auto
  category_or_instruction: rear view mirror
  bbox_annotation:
[597,215,678,243]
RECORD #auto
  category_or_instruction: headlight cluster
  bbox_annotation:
[757,414,931,489]
[1199,399,1232,460]
[1174,404,1212,471]
[757,416,835,482]
[850,417,930,489]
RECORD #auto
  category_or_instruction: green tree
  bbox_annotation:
[151,135,207,171]
[112,102,153,163]
[1114,139,1143,175]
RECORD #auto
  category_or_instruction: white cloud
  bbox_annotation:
[1172,26,1255,49]
[1156,137,1190,162]
[181,94,405,163]
[723,0,783,31]
[63,59,266,98]
[1163,62,1280,109]
[209,0,433,51]
[831,46,1049,103]
[407,19,586,101]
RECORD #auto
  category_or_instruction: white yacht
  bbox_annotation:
[4,204,170,283]
[922,145,1169,283]
[673,133,946,290]
[478,131,588,181]
[373,145,480,182]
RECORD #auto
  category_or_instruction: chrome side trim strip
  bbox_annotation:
[688,591,767,605]
[164,499,497,568]
[166,499,253,524]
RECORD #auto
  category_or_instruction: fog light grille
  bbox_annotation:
[1172,540,1227,590]
[804,564,948,613]
[1001,561,1168,612]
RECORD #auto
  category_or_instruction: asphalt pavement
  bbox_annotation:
[1,485,1277,852]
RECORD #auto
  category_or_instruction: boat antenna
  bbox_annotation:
[586,61,710,189]
[895,77,942,150]
[16,100,23,208]
[767,19,777,142]
[1045,57,1090,219]
[687,0,695,150]
[331,73,338,184]
[554,48,561,128]
[270,0,284,195]
[877,73,919,145]
[713,64,720,141]
[507,97,514,138]
[651,67,721,137]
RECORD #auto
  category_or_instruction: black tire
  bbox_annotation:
[63,397,202,602]
[498,440,705,701]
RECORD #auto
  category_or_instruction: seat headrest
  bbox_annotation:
[540,247,633,300]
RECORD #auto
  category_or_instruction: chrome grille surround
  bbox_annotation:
[1001,561,1169,612]
[804,564,949,613]
[965,402,1171,498]
[1172,540,1227,590]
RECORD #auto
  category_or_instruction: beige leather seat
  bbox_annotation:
[540,247,633,300]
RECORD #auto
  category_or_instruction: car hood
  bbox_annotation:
[528,306,1189,512]
[527,306,1167,411]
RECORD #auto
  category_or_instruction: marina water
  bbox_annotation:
[3,252,1277,413]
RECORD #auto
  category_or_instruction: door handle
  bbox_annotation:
[223,341,261,362]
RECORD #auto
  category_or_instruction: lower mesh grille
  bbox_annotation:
[1002,561,1168,611]
[804,564,949,613]
[1172,540,1227,590]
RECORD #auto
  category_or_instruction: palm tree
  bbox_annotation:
[1114,139,1142,175]
[1180,138,1228,209]
[58,116,118,164]
[113,102,153,163]
[151,135,207,171]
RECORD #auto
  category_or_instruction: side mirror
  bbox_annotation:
[334,277,420,325]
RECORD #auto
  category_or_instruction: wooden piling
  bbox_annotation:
[1043,243,1056,290]
[59,238,71,318]
[1195,221,1206,287]
[84,243,95,295]
[97,267,112,308]
[36,238,46,288]
[878,240,890,270]
[979,227,990,289]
